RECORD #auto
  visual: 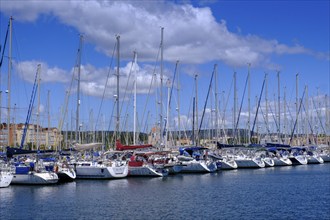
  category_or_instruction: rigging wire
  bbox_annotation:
[233,72,249,143]
[138,46,161,140]
[95,42,117,132]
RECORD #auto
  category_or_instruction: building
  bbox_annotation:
[0,123,63,150]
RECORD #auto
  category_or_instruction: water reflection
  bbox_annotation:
[106,178,129,188]
[1,164,329,220]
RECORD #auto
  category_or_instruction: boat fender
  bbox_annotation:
[55,165,59,173]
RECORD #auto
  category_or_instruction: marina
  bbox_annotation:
[0,1,329,219]
[1,163,329,219]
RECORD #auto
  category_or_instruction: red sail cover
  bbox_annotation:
[115,140,153,151]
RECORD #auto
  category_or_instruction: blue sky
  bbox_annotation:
[0,0,329,135]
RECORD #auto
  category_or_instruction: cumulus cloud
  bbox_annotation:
[13,59,161,98]
[1,0,323,68]
[78,61,161,98]
[13,60,70,83]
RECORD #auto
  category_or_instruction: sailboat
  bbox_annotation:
[116,140,168,177]
[10,65,58,185]
[288,147,308,165]
[266,145,292,166]
[11,158,59,185]
[215,144,239,170]
[178,147,217,173]
[72,142,129,179]
[127,151,169,177]
[2,18,58,185]
[0,17,14,188]
[72,35,128,179]
[306,146,324,164]
[234,151,266,168]
[74,155,128,179]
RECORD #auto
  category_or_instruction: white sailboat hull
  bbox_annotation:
[129,166,168,177]
[263,158,275,167]
[75,163,128,179]
[180,160,217,173]
[12,172,58,185]
[220,160,238,170]
[307,156,324,164]
[0,172,13,188]
[320,155,330,162]
[273,158,292,166]
[289,155,308,165]
[235,158,265,168]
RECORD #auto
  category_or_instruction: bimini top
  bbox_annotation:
[265,143,291,148]
[180,146,208,151]
[290,147,306,151]
[217,142,245,149]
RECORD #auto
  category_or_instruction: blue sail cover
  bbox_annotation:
[266,147,278,152]
[6,147,54,158]
[217,142,245,149]
[266,143,291,148]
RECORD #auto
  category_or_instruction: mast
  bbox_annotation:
[65,122,68,149]
[36,64,41,150]
[305,85,309,145]
[221,90,227,143]
[192,97,195,145]
[265,73,268,143]
[250,74,266,144]
[214,64,219,141]
[277,71,281,143]
[194,74,198,144]
[255,96,259,143]
[165,79,171,148]
[316,87,319,145]
[247,63,251,144]
[102,114,105,151]
[326,94,329,146]
[233,72,237,144]
[7,16,13,146]
[47,90,50,148]
[133,51,137,145]
[289,86,306,145]
[160,27,164,147]
[116,35,120,141]
[197,65,215,145]
[176,61,181,145]
[13,104,16,146]
[296,73,299,145]
[89,109,94,143]
[75,35,83,144]
[284,86,287,144]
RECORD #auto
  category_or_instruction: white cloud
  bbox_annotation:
[14,60,70,83]
[78,62,160,98]
[12,59,161,101]
[1,0,322,68]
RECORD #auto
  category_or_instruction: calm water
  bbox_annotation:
[1,164,330,220]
